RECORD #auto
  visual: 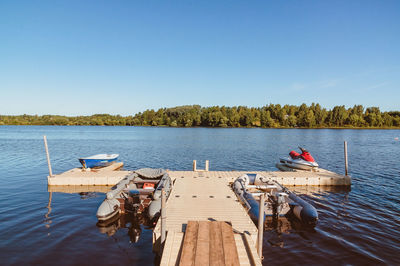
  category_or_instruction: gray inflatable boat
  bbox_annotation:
[148,173,172,221]
[96,168,169,222]
[233,173,318,226]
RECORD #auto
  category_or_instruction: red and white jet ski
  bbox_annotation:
[279,147,319,170]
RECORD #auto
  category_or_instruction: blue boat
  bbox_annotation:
[79,154,119,169]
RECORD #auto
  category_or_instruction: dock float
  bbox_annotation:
[47,162,132,186]
[47,165,350,187]
[155,171,262,266]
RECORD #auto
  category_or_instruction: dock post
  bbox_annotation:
[257,193,265,259]
[161,188,166,249]
[344,141,348,176]
[205,160,209,171]
[43,135,53,177]
[193,160,197,171]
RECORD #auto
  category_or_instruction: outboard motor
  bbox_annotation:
[269,192,288,217]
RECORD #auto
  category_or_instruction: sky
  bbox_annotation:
[0,0,399,115]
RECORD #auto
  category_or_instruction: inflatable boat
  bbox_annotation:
[279,147,318,170]
[232,173,318,226]
[148,173,172,221]
[96,168,171,222]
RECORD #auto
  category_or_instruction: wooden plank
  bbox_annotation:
[194,221,210,266]
[209,221,224,266]
[160,231,175,266]
[179,221,199,266]
[242,233,262,266]
[220,222,240,266]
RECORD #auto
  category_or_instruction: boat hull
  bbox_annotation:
[279,157,318,170]
[79,157,118,168]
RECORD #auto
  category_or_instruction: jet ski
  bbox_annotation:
[279,147,319,171]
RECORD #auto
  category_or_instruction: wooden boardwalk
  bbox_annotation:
[178,221,240,265]
[155,171,262,266]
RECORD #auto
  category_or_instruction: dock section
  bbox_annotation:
[46,163,350,265]
[178,221,241,265]
[154,169,349,265]
[222,168,350,186]
[47,162,132,186]
[155,171,262,266]
[47,165,350,187]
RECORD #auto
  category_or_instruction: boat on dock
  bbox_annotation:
[96,168,172,223]
[232,173,318,226]
[79,154,119,169]
[278,147,319,171]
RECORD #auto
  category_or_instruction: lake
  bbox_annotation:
[0,126,399,265]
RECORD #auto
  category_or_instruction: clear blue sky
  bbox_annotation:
[1,0,399,115]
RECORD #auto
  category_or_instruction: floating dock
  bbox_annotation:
[152,169,349,265]
[154,170,262,265]
[47,162,132,186]
[43,135,352,265]
[47,163,350,187]
[47,162,350,265]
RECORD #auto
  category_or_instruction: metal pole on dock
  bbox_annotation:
[257,193,265,259]
[161,188,166,247]
[192,160,197,171]
[344,141,348,176]
[43,135,53,177]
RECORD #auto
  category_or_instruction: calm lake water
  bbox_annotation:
[0,126,399,265]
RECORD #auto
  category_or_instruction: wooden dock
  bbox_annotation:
[179,221,241,265]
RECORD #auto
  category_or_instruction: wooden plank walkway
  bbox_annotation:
[155,171,262,266]
[178,221,240,266]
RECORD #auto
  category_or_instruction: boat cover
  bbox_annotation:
[135,168,166,179]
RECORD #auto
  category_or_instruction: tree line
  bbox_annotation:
[1,104,400,128]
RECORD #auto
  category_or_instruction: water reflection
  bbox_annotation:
[44,192,52,231]
[97,213,151,244]
[262,186,350,249]
[286,185,351,196]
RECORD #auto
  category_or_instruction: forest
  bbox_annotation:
[1,104,400,128]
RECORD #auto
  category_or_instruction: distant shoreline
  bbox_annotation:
[1,104,400,129]
[1,124,400,130]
